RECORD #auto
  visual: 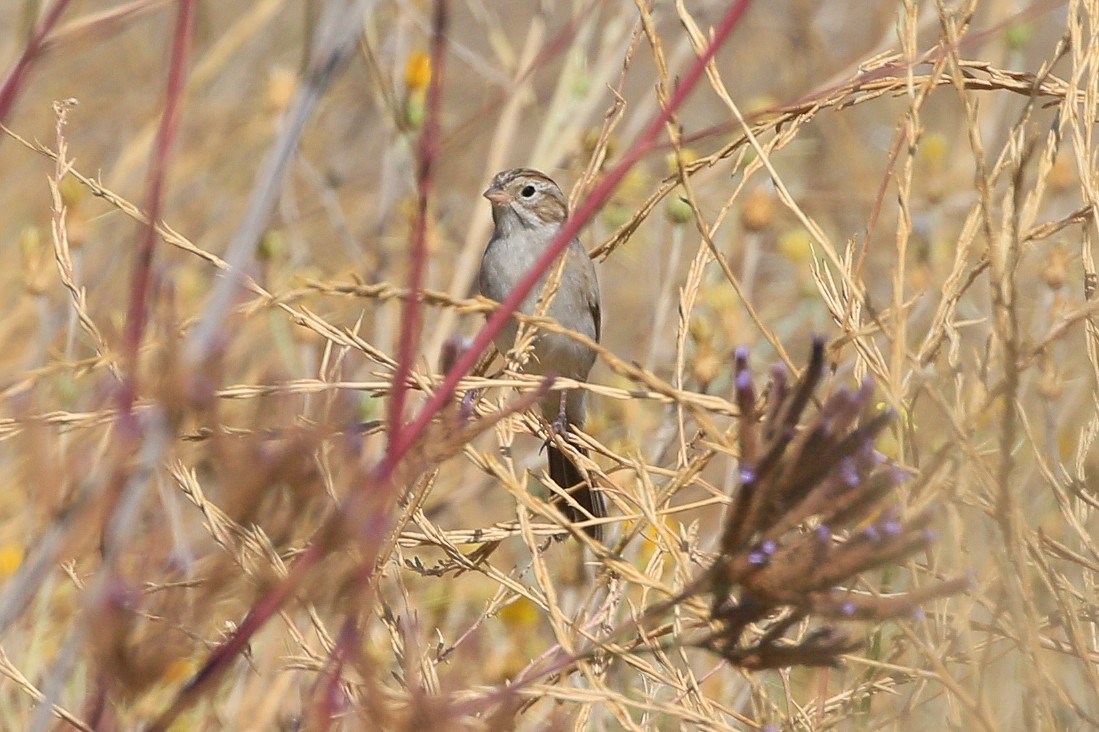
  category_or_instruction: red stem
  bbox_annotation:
[117,0,194,422]
[388,1,448,443]
[0,0,74,126]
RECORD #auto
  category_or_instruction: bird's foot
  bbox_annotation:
[540,391,571,453]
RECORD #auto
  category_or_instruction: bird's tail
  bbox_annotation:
[547,441,605,541]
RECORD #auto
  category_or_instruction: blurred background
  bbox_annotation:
[0,0,1095,729]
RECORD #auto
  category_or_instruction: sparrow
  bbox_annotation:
[478,168,605,540]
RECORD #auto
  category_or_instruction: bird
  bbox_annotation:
[478,168,605,541]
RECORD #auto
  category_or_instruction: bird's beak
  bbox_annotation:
[483,186,511,205]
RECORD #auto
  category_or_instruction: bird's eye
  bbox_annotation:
[520,185,536,198]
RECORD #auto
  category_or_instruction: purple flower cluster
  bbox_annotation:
[694,337,967,670]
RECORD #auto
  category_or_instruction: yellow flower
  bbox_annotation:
[778,227,814,263]
[499,596,539,629]
[919,132,949,171]
[402,52,433,129]
[163,658,196,684]
[0,544,24,579]
[405,51,432,92]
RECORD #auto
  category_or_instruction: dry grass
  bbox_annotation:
[0,0,1097,729]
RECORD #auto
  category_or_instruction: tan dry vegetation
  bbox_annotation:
[0,0,1097,729]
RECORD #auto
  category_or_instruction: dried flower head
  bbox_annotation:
[686,337,967,670]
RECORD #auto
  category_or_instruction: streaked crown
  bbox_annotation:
[483,168,568,228]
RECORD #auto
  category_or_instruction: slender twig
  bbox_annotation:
[388,0,447,441]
